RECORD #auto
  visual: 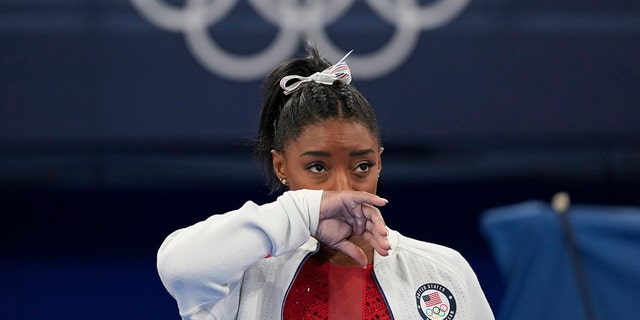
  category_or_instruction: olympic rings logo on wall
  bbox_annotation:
[131,0,469,81]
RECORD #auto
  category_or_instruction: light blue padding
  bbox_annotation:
[481,201,640,320]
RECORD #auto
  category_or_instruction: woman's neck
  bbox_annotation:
[315,235,374,267]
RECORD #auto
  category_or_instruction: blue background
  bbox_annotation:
[1,0,639,319]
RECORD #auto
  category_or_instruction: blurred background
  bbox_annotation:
[1,0,639,319]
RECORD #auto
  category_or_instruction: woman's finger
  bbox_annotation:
[320,191,388,221]
[361,204,388,235]
[362,226,392,257]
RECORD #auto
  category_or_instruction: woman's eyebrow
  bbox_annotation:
[299,150,331,157]
[298,149,374,158]
[350,149,375,157]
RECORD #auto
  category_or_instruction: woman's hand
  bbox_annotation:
[315,191,391,267]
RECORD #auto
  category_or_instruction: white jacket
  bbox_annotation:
[157,189,494,320]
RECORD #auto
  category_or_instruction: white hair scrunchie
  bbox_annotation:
[279,50,353,95]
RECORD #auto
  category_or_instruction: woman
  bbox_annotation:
[157,46,494,319]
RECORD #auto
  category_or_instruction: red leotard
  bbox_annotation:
[284,256,391,320]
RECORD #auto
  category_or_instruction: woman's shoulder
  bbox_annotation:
[386,228,470,269]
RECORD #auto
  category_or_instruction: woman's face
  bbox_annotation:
[272,119,382,194]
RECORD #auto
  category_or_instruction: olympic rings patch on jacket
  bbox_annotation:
[416,283,457,320]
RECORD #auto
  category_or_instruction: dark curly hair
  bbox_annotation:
[254,45,382,194]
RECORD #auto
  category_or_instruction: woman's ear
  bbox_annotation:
[377,147,384,174]
[271,150,287,181]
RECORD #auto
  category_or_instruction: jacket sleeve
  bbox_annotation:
[156,189,323,318]
[459,255,496,319]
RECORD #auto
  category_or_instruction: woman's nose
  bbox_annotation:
[330,171,353,191]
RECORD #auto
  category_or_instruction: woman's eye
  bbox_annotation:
[307,163,326,173]
[355,162,373,173]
